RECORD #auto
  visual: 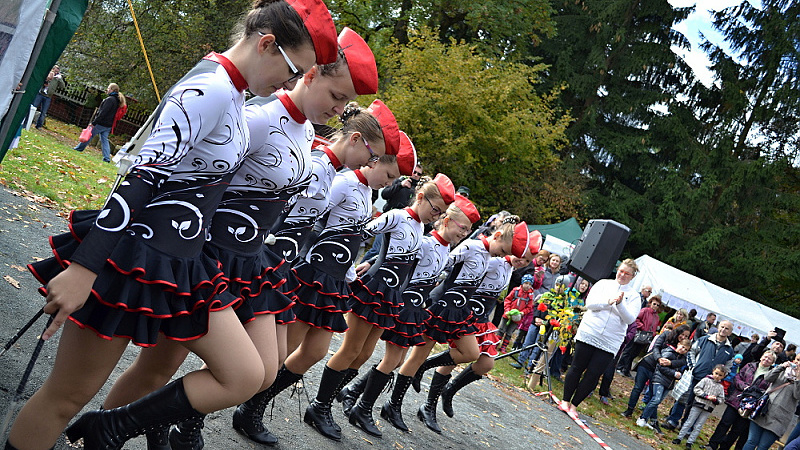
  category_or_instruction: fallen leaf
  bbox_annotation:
[4,275,21,288]
[10,265,26,272]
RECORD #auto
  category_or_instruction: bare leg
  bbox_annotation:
[449,334,480,364]
[284,327,334,374]
[397,339,436,377]
[327,314,382,371]
[180,308,264,412]
[8,322,129,450]
[276,322,288,365]
[103,335,190,409]
[471,354,495,375]
[376,343,407,374]
[286,321,312,356]
[243,314,279,390]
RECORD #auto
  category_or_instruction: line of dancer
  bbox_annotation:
[4,1,546,449]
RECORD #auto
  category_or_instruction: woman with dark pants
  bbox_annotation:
[707,351,776,450]
[742,353,800,450]
[560,259,641,417]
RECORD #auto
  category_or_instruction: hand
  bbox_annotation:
[768,330,777,339]
[534,318,543,326]
[708,395,717,402]
[355,262,371,277]
[401,178,413,189]
[675,372,681,379]
[42,263,97,341]
[782,361,794,369]
[658,358,672,366]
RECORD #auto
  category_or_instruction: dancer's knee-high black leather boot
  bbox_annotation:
[381,373,413,431]
[417,371,450,434]
[349,367,392,437]
[232,364,302,446]
[441,365,482,418]
[411,350,456,392]
[304,365,347,441]
[64,378,203,450]
[335,367,366,416]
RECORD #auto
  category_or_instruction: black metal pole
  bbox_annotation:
[0,309,44,359]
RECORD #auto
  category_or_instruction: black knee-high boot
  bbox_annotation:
[381,373,413,431]
[417,371,450,433]
[232,364,302,446]
[349,367,392,437]
[64,378,203,450]
[304,365,347,441]
[412,350,456,392]
[441,365,483,418]
[335,368,366,416]
[168,415,206,450]
[145,426,170,450]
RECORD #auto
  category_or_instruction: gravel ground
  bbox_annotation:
[0,186,652,449]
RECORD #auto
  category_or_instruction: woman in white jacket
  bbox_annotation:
[560,258,641,417]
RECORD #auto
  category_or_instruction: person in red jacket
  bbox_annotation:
[497,274,536,352]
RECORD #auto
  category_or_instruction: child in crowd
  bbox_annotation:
[628,338,690,433]
[722,354,743,395]
[673,364,727,449]
[497,274,536,352]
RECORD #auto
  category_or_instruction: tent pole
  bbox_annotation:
[0,0,63,154]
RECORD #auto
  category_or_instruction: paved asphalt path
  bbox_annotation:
[0,186,652,449]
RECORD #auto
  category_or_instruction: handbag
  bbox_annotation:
[738,381,790,419]
[633,329,655,345]
[79,125,93,143]
[671,367,693,401]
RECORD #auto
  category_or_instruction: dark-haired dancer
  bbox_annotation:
[6,1,340,448]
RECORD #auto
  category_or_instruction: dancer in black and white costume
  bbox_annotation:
[399,211,532,433]
[326,170,454,438]
[337,194,475,433]
[438,232,542,420]
[6,1,339,449]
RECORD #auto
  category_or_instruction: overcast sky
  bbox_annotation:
[668,0,750,86]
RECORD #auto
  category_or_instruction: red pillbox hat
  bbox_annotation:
[366,100,400,156]
[286,0,338,64]
[338,28,377,95]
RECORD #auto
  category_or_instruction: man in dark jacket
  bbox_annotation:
[73,83,121,162]
[742,329,787,365]
[663,321,735,430]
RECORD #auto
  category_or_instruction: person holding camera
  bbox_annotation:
[742,353,800,450]
[742,328,788,365]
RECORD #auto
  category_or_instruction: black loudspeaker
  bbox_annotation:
[567,219,630,283]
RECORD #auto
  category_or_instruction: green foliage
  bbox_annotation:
[381,31,578,222]
[61,0,250,110]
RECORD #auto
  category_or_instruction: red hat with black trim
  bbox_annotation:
[366,100,400,156]
[286,0,338,65]
[396,131,417,176]
[511,221,531,258]
[527,229,543,257]
[338,28,377,95]
[454,193,480,223]
[432,173,455,205]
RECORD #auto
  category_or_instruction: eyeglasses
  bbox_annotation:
[448,217,469,232]
[259,32,303,83]
[424,196,443,217]
[362,137,379,163]
[413,170,423,176]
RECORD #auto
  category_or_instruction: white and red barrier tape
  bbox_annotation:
[534,391,613,450]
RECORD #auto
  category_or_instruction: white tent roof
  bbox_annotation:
[632,255,800,345]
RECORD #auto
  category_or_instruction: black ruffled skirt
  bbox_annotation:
[203,242,294,324]
[381,304,430,348]
[423,285,478,344]
[28,210,237,347]
[290,261,350,333]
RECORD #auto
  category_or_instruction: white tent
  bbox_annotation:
[631,255,800,345]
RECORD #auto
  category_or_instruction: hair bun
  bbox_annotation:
[339,102,362,124]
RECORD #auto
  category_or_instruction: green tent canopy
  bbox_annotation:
[527,217,583,245]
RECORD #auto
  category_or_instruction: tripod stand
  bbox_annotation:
[494,324,556,403]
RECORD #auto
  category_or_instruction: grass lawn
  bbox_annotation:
[486,351,724,450]
[0,119,121,213]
